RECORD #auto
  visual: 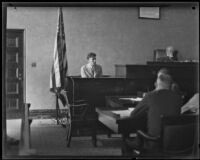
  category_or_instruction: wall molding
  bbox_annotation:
[6,109,67,120]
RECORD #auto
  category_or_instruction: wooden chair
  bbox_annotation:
[65,99,97,147]
[62,77,99,147]
[124,114,198,158]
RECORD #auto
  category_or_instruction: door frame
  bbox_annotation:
[2,4,7,156]
[6,29,26,118]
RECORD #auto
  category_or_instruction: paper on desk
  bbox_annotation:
[112,108,134,118]
[119,97,142,102]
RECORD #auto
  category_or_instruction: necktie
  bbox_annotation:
[91,66,95,77]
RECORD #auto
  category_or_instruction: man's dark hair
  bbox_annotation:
[87,52,96,60]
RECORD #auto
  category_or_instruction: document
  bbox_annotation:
[119,97,142,102]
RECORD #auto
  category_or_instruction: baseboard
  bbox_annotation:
[6,109,65,120]
[29,109,67,119]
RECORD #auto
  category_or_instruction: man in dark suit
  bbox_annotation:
[122,73,183,155]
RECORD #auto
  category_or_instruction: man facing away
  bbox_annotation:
[81,52,102,78]
[122,73,182,155]
[156,68,183,97]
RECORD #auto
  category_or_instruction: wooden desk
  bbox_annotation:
[115,62,199,102]
[65,77,147,107]
[96,106,146,141]
[96,107,133,132]
[63,77,148,138]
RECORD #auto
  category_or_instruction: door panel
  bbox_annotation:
[6,29,24,119]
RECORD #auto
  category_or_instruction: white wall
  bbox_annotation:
[7,5,199,110]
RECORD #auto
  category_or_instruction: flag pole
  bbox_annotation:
[56,93,60,125]
[50,7,68,125]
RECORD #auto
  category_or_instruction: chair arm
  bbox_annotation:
[73,99,88,104]
[70,103,88,107]
[137,130,160,141]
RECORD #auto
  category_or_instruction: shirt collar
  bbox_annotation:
[87,63,95,69]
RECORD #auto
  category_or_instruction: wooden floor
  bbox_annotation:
[6,119,123,157]
[5,119,199,159]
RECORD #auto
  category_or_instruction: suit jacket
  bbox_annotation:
[130,89,182,137]
[81,64,102,78]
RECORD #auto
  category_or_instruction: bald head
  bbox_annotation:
[166,46,174,57]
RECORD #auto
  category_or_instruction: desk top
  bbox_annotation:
[112,108,134,118]
[96,107,139,134]
[106,95,142,109]
[96,107,134,119]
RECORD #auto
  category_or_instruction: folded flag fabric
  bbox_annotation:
[50,7,68,93]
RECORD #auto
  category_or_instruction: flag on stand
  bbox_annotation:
[50,7,68,94]
[50,8,70,126]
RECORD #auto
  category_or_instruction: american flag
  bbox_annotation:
[50,7,68,93]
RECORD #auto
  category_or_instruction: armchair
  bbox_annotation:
[124,114,198,158]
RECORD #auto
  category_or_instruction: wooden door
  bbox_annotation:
[6,29,24,119]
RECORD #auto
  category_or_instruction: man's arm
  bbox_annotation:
[118,96,149,133]
[99,65,103,76]
[95,65,102,78]
[130,94,149,118]
[81,66,87,78]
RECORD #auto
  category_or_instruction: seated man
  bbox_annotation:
[122,73,182,156]
[181,93,199,114]
[166,46,176,61]
[156,68,183,97]
[81,52,102,78]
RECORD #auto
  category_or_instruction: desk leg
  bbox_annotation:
[92,120,97,147]
[92,134,97,147]
[121,133,131,156]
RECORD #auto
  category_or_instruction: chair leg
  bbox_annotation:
[66,135,71,147]
[66,123,72,147]
[107,133,111,138]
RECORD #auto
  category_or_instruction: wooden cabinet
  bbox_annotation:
[115,62,199,101]
[115,64,154,79]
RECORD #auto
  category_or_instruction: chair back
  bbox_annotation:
[160,114,198,155]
